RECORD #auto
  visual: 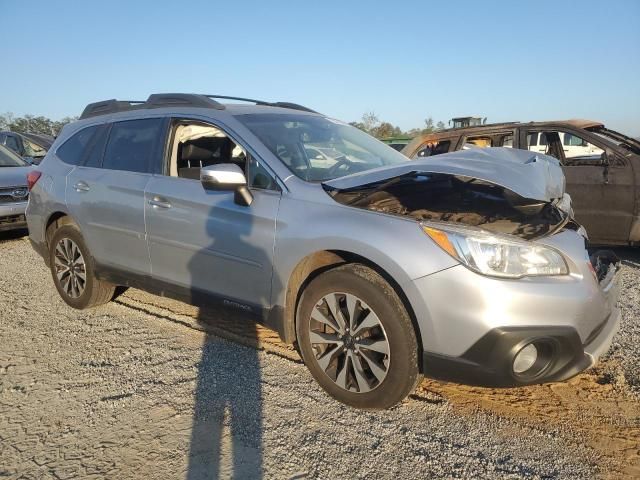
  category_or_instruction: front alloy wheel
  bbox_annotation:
[297,263,422,409]
[309,292,390,393]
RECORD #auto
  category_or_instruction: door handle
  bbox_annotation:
[74,181,90,192]
[148,196,171,209]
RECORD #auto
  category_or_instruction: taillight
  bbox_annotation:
[27,170,42,191]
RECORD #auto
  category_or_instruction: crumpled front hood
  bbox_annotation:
[323,148,565,202]
[0,166,34,187]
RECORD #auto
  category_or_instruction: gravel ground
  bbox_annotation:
[1,232,638,479]
[600,247,640,394]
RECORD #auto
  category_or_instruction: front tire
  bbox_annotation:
[296,264,422,409]
[49,223,116,309]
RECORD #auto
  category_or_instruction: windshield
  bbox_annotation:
[0,145,28,167]
[236,113,409,181]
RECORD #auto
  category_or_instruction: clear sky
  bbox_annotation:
[1,0,639,135]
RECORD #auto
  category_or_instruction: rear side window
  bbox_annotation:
[84,125,110,168]
[57,126,100,165]
[102,118,163,173]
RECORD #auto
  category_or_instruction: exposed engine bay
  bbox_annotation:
[326,172,571,240]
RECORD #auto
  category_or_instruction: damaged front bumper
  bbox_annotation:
[417,237,622,387]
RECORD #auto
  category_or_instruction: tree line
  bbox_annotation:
[0,110,444,140]
[0,113,77,137]
[349,112,446,139]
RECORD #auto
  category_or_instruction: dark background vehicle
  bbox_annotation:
[0,131,53,164]
[402,120,640,246]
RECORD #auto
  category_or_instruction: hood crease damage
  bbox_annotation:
[324,149,574,240]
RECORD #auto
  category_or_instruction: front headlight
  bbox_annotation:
[422,223,568,278]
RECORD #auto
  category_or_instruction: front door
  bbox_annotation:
[145,118,281,312]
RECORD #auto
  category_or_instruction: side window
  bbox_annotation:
[103,118,163,173]
[415,140,451,158]
[84,125,110,168]
[4,135,20,154]
[56,126,100,165]
[498,134,513,148]
[167,120,277,190]
[539,133,548,146]
[559,131,604,165]
[463,136,491,149]
[527,133,538,147]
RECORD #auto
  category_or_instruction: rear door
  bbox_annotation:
[66,117,168,275]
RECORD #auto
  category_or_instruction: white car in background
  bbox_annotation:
[528,132,603,160]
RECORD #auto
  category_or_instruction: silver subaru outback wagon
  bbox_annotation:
[26,94,622,409]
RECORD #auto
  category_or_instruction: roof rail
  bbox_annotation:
[204,95,317,113]
[80,99,145,119]
[79,93,316,120]
[79,94,225,119]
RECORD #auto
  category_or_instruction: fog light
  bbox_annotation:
[513,343,538,374]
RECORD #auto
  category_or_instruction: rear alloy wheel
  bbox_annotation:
[49,223,116,309]
[297,263,422,409]
[54,238,87,299]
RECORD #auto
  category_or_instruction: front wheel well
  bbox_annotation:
[282,250,422,356]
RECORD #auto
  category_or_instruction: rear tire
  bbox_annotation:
[296,263,422,409]
[49,223,116,309]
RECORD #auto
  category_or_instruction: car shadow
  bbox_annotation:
[186,194,280,480]
[0,228,28,244]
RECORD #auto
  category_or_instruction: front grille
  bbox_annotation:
[0,186,29,204]
[0,214,26,225]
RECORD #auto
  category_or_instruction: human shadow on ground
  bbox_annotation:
[185,188,281,480]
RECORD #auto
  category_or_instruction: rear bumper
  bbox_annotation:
[0,202,27,232]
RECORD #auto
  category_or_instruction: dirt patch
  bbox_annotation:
[417,366,640,478]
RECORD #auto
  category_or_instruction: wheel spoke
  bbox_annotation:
[352,353,372,393]
[325,294,347,332]
[311,306,342,333]
[335,354,350,390]
[56,268,70,282]
[356,338,389,355]
[309,331,342,345]
[345,294,358,331]
[353,310,381,335]
[359,350,387,383]
[55,243,68,262]
[316,345,344,372]
[61,273,72,295]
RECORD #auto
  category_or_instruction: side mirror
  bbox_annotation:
[200,164,253,206]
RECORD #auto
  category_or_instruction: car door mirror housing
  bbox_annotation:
[200,163,253,206]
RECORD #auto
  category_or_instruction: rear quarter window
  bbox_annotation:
[56,126,100,165]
